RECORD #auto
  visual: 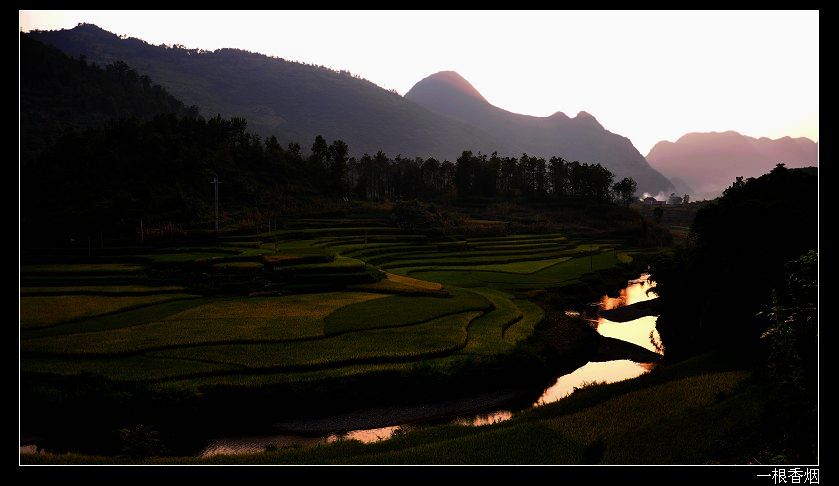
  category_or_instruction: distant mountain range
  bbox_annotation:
[647,131,818,199]
[405,71,673,195]
[27,24,674,194]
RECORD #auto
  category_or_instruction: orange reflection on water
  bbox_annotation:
[327,426,400,443]
[534,360,657,406]
[595,274,663,354]
[597,316,662,354]
[599,273,655,310]
[200,433,322,457]
[454,410,512,426]
[199,425,401,457]
[196,274,664,456]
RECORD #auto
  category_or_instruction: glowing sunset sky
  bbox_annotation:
[19,10,819,155]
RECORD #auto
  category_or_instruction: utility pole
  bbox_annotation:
[140,218,144,245]
[211,177,223,232]
[590,244,593,272]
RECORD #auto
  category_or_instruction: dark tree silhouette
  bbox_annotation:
[612,177,638,206]
[649,163,817,361]
[652,206,664,224]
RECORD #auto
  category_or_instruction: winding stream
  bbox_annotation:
[199,274,662,457]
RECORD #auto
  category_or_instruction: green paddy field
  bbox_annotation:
[21,222,656,391]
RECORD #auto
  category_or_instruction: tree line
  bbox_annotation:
[304,138,638,205]
[23,113,639,241]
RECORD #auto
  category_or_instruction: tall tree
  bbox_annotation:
[612,177,638,206]
[327,139,349,197]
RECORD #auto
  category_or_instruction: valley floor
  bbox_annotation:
[21,351,768,464]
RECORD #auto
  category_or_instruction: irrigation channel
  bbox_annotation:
[199,274,663,457]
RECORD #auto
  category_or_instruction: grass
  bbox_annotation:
[383,273,443,291]
[272,256,366,274]
[549,372,751,464]
[21,223,702,464]
[140,252,233,264]
[22,293,386,354]
[348,273,444,295]
[467,233,566,242]
[504,299,545,344]
[211,261,264,270]
[24,308,481,380]
[20,229,643,418]
[22,263,145,274]
[260,253,332,266]
[436,257,573,274]
[458,288,522,355]
[22,353,758,464]
[22,298,208,338]
[149,311,481,372]
[21,355,240,381]
[322,289,490,335]
[617,252,634,263]
[19,294,199,329]
[370,243,612,270]
[154,362,418,389]
[403,251,620,289]
[20,285,186,295]
[373,249,579,268]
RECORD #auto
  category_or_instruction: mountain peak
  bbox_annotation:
[647,130,818,199]
[573,111,603,129]
[405,72,672,193]
[69,23,117,37]
[407,71,487,103]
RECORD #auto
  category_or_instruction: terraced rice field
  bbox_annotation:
[20,221,646,391]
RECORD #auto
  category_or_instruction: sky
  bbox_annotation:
[19,10,819,155]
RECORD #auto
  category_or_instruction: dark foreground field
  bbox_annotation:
[21,212,803,464]
[23,350,769,464]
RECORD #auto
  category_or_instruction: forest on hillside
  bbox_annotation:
[20,35,641,244]
[23,113,640,240]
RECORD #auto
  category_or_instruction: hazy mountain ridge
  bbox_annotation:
[646,130,818,198]
[405,71,674,194]
[27,24,514,161]
[29,23,673,193]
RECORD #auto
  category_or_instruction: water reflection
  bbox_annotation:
[534,360,656,406]
[454,410,512,427]
[200,426,403,457]
[201,433,322,457]
[326,426,401,443]
[600,274,655,309]
[196,273,664,456]
[595,274,663,354]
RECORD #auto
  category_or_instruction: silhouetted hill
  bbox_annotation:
[793,166,818,177]
[646,131,818,199]
[29,24,672,194]
[27,24,513,161]
[405,71,674,194]
[20,34,197,164]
